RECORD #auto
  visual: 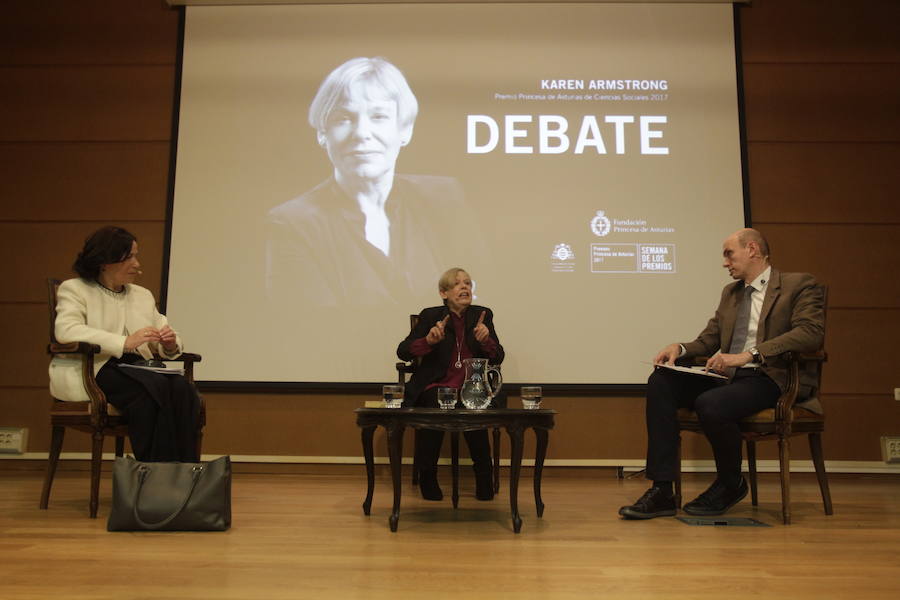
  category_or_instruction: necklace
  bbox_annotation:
[455,336,463,369]
[97,281,127,299]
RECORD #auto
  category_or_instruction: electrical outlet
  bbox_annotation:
[882,436,900,464]
[894,388,900,401]
[0,427,28,454]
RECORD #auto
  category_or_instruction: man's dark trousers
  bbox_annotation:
[645,367,782,483]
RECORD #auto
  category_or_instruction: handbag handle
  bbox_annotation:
[131,464,204,530]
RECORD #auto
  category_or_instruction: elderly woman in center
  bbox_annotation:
[266,56,483,307]
[397,267,505,501]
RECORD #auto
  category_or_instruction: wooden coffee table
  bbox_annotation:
[355,407,556,533]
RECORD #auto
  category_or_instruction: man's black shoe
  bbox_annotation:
[418,469,443,501]
[619,486,677,520]
[683,477,748,516]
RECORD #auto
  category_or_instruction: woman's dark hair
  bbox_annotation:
[73,226,137,280]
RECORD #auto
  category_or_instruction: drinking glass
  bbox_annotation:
[383,384,404,408]
[521,386,542,410]
[437,387,458,410]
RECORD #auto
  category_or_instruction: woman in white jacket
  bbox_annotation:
[51,226,200,462]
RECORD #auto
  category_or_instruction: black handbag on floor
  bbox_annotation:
[107,455,232,531]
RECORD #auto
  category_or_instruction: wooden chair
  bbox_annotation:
[40,278,205,518]
[675,286,833,525]
[397,314,502,495]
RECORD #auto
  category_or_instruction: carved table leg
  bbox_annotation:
[387,421,405,532]
[492,427,501,494]
[360,425,376,515]
[451,432,460,509]
[507,424,525,533]
[534,427,549,518]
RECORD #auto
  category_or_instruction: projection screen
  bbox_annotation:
[166,2,746,385]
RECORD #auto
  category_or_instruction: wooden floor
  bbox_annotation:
[1,466,899,599]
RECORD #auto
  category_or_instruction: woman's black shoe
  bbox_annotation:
[418,469,443,501]
[474,468,494,501]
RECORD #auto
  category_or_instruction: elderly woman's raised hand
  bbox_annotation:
[473,310,490,343]
[124,327,162,352]
[425,315,450,345]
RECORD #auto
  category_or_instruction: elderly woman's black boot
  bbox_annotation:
[419,469,443,501]
[474,466,494,501]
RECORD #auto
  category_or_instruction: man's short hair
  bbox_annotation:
[737,228,770,259]
[308,57,419,133]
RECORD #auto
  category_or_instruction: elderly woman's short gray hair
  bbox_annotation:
[438,267,469,293]
[308,57,419,133]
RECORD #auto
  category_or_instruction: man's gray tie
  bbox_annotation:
[728,285,754,354]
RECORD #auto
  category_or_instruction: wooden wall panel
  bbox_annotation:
[3,385,895,462]
[533,396,646,459]
[0,389,65,453]
[740,0,900,64]
[748,142,900,224]
[823,309,900,396]
[756,224,900,308]
[0,142,171,221]
[1,66,175,142]
[0,305,49,388]
[0,222,167,303]
[200,393,368,456]
[817,395,900,461]
[0,0,179,66]
[743,64,900,142]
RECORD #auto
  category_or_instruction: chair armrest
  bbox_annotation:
[797,350,827,363]
[153,352,203,385]
[774,349,826,423]
[159,352,202,363]
[396,361,416,385]
[47,342,109,426]
[48,341,101,355]
[774,353,804,423]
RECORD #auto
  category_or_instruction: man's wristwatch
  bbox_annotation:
[748,347,762,363]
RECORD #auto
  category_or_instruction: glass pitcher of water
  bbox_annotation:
[460,358,503,410]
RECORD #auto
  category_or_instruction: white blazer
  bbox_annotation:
[49,278,183,402]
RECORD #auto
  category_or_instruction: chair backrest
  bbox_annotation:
[820,284,829,331]
[409,314,425,365]
[397,314,422,384]
[801,284,829,403]
[46,276,106,413]
[48,278,62,344]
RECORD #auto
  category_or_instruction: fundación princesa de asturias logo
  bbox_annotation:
[590,210,611,237]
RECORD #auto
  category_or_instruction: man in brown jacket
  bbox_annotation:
[620,228,825,519]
